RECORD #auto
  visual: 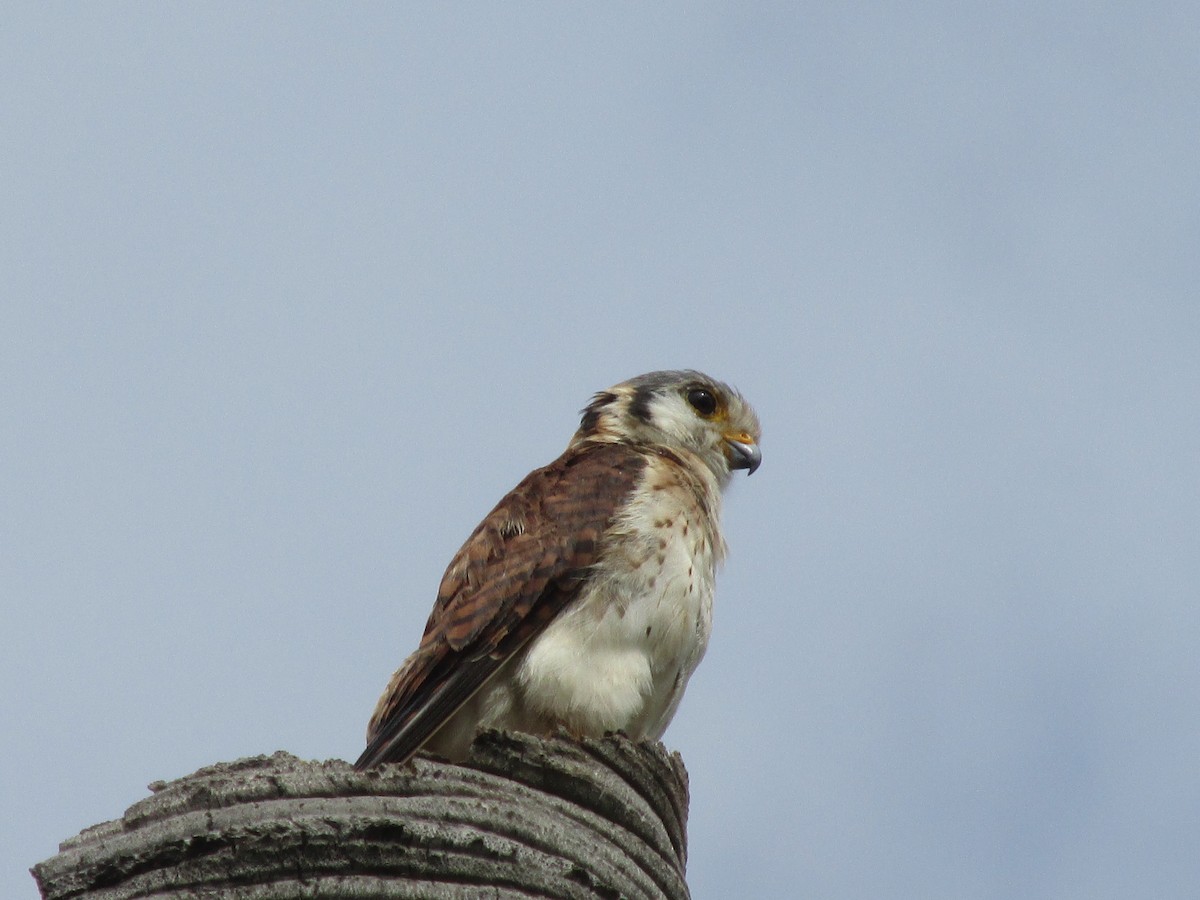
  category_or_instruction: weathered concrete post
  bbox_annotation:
[32,731,691,899]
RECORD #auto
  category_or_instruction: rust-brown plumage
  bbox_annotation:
[355,441,646,769]
[355,369,761,771]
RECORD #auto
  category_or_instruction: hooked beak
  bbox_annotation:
[724,433,761,475]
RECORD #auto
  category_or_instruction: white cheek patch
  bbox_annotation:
[645,395,698,446]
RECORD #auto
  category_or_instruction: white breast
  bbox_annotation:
[513,458,724,740]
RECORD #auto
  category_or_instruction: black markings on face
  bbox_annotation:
[629,385,657,424]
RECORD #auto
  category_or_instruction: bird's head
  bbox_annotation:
[575,370,761,483]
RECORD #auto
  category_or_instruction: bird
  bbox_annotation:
[354,369,761,769]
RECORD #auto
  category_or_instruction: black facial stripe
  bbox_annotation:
[628,384,657,423]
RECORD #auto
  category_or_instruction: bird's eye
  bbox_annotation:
[687,387,718,416]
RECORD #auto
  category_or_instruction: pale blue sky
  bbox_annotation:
[4,5,1199,898]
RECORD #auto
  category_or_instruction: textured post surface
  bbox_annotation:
[33,731,690,899]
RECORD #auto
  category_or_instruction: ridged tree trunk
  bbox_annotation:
[32,731,690,899]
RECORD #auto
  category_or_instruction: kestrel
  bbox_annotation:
[354,370,761,769]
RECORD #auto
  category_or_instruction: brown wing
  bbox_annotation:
[354,441,646,769]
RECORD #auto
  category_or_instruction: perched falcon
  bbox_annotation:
[354,369,761,769]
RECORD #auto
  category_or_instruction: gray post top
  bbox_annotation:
[33,731,691,899]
